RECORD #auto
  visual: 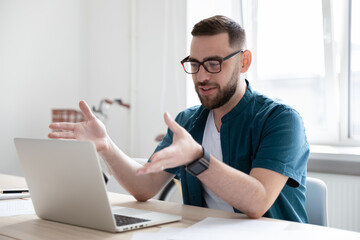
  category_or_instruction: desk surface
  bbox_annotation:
[1,174,359,239]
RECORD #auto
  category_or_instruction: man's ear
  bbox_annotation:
[240,50,252,73]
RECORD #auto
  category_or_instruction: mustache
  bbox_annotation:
[195,81,219,88]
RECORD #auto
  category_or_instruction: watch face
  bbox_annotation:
[191,161,206,175]
[187,157,208,176]
[186,148,210,177]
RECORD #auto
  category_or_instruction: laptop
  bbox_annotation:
[14,138,181,232]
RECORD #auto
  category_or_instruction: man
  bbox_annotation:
[49,15,309,222]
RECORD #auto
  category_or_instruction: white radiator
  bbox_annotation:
[308,172,360,232]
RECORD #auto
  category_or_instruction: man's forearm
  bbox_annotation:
[197,155,287,218]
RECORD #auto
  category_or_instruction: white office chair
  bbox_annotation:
[305,177,328,226]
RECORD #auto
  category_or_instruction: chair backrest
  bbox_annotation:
[305,177,328,226]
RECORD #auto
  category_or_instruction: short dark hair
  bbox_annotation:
[191,15,246,49]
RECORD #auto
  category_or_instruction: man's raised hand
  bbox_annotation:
[48,100,110,152]
[136,112,203,175]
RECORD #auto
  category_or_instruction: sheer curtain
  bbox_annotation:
[129,0,187,157]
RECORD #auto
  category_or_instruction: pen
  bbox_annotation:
[0,189,29,194]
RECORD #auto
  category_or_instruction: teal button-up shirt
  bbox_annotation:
[153,82,309,223]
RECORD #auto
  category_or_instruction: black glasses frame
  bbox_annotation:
[180,50,244,74]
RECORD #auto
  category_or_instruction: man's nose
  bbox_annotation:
[196,65,210,82]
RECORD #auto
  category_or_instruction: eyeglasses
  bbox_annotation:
[180,50,244,74]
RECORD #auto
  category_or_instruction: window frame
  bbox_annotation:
[342,0,360,145]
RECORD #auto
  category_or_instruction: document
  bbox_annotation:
[131,217,292,240]
[0,199,35,217]
[168,217,290,240]
[165,217,356,240]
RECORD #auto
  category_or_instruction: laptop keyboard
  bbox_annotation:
[114,214,150,227]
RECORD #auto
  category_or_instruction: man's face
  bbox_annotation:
[190,33,241,110]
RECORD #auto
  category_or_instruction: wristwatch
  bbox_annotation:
[185,147,210,176]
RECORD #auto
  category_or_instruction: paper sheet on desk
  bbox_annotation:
[168,217,290,240]
[132,217,360,240]
[0,199,35,216]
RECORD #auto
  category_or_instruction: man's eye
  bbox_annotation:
[190,63,199,68]
[207,61,220,67]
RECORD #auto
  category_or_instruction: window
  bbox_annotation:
[186,0,360,145]
[241,0,344,144]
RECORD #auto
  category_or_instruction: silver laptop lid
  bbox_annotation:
[14,138,181,233]
[14,138,117,232]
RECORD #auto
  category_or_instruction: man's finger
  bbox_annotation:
[49,122,75,131]
[136,160,168,175]
[48,131,75,139]
[136,163,155,175]
[151,147,175,163]
[163,112,182,134]
[79,100,96,121]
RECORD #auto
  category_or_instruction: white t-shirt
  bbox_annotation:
[201,110,234,212]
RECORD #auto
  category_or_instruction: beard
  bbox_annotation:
[195,65,239,110]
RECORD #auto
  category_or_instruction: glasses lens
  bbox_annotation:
[183,61,199,74]
[204,60,221,73]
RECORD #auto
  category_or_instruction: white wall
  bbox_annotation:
[0,0,187,176]
[0,0,89,176]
